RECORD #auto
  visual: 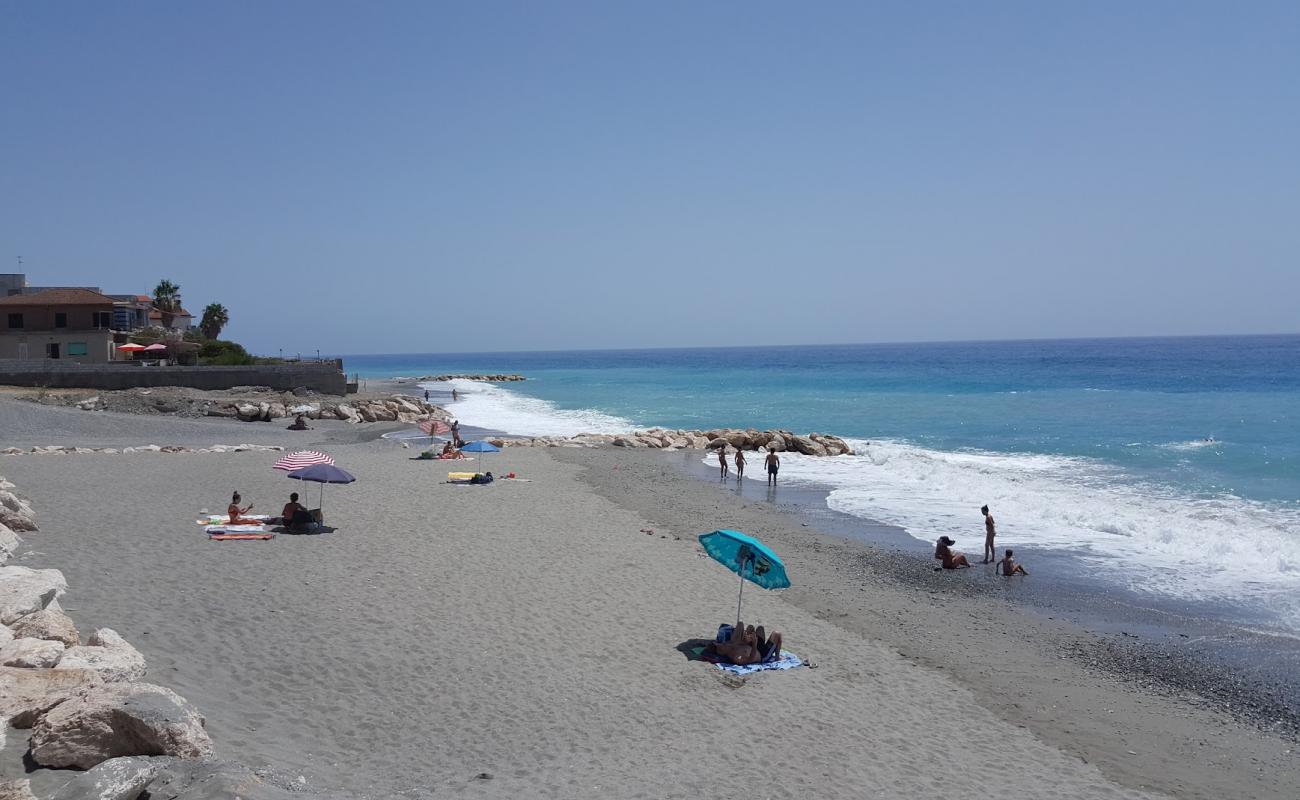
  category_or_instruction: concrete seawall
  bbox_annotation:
[0,362,348,394]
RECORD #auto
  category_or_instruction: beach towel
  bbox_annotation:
[196,514,270,525]
[209,532,275,541]
[713,650,803,676]
[204,524,271,534]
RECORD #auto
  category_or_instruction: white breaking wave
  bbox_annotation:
[421,379,636,438]
[716,439,1300,627]
[1159,439,1221,451]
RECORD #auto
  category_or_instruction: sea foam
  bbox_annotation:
[421,379,636,438]
[742,439,1300,627]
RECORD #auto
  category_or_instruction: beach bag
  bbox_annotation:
[716,623,734,643]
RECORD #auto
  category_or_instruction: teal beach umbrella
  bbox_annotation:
[698,529,791,627]
[459,440,500,473]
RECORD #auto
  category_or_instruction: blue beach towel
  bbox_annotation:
[715,650,804,676]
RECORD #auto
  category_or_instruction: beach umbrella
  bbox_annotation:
[142,343,168,352]
[273,450,335,471]
[459,440,499,472]
[116,343,145,352]
[286,462,356,510]
[698,529,791,627]
[418,419,452,436]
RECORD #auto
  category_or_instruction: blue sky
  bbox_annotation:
[3,1,1298,355]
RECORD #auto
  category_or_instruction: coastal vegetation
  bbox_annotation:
[198,303,229,340]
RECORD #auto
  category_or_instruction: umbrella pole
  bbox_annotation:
[320,482,325,509]
[736,570,745,628]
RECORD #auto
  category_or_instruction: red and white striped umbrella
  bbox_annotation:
[418,419,452,435]
[273,450,335,471]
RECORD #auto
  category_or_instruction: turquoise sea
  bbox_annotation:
[347,335,1300,632]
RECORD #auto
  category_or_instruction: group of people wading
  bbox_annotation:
[719,446,781,487]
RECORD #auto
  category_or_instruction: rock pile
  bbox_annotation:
[416,374,526,382]
[2,444,284,457]
[0,476,336,799]
[485,428,854,456]
[205,394,448,424]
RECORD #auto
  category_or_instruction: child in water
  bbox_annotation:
[997,548,1029,576]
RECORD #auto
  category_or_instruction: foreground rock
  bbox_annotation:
[29,682,214,769]
[0,489,37,531]
[9,608,81,647]
[0,636,65,668]
[483,427,855,456]
[48,755,177,800]
[0,665,103,727]
[56,628,147,683]
[0,566,67,624]
[0,522,20,565]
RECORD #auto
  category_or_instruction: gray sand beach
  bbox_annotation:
[2,399,1297,798]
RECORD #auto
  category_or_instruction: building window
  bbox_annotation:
[67,342,88,356]
[7,313,22,329]
[55,312,68,328]
[46,342,61,359]
[93,311,111,328]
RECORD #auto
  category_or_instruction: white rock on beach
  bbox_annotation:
[47,755,178,800]
[28,681,214,769]
[56,628,147,683]
[0,636,65,668]
[0,665,103,728]
[0,523,21,565]
[9,608,81,647]
[0,779,37,800]
[0,490,37,532]
[0,566,67,624]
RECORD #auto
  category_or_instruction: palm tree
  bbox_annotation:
[200,303,229,340]
[153,279,181,311]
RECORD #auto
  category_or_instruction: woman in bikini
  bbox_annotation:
[227,491,255,524]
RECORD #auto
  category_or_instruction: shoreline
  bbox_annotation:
[386,374,1300,724]
[552,446,1300,799]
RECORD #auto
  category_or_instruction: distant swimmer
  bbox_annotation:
[718,447,730,480]
[981,504,996,564]
[765,447,780,487]
[997,548,1029,576]
[734,449,746,481]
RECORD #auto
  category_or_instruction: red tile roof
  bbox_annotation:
[0,288,117,306]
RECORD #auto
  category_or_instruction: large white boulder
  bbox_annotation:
[28,681,214,769]
[0,637,64,668]
[0,490,36,532]
[0,566,67,624]
[0,665,103,728]
[0,523,20,565]
[55,628,147,683]
[10,608,81,647]
[48,755,178,800]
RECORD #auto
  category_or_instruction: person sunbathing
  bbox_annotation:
[286,414,311,431]
[438,442,465,459]
[280,492,313,531]
[704,621,783,665]
[934,536,971,570]
[227,491,255,524]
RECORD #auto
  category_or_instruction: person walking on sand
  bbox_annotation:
[424,389,430,402]
[734,449,746,481]
[765,447,780,487]
[981,504,997,564]
[718,448,729,479]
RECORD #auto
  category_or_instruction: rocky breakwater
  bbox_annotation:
[0,477,335,799]
[486,427,854,456]
[205,393,450,425]
[416,374,526,382]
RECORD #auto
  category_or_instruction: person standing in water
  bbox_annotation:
[424,389,430,402]
[981,505,996,564]
[718,448,729,479]
[765,447,780,487]
[734,449,746,481]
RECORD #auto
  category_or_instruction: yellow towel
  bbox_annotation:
[447,471,476,481]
